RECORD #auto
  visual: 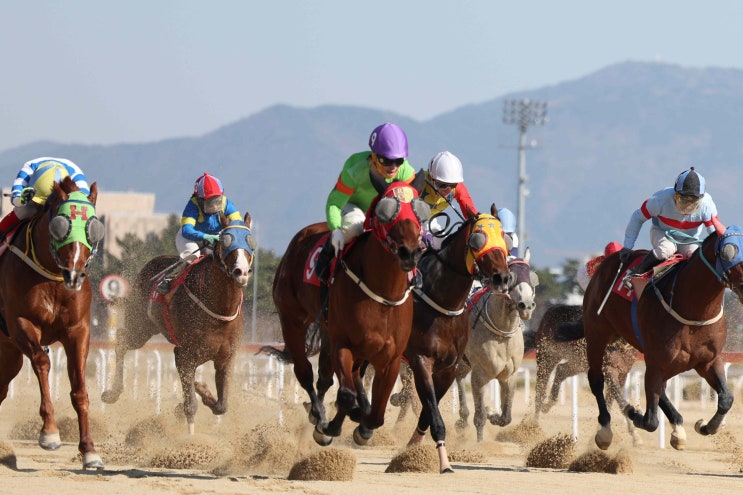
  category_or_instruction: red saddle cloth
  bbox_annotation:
[613,253,686,301]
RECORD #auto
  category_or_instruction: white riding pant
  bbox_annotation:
[649,227,698,260]
[175,231,213,262]
[339,203,366,242]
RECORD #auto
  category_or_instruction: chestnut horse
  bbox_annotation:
[101,213,255,433]
[0,177,105,469]
[569,225,743,450]
[454,252,538,442]
[534,304,641,445]
[271,175,429,446]
[403,205,511,472]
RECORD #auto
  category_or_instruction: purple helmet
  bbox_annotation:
[368,123,408,159]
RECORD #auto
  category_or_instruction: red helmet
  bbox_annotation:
[194,172,224,199]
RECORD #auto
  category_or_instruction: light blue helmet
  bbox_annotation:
[497,207,516,233]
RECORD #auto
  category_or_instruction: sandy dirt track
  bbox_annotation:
[1,345,743,495]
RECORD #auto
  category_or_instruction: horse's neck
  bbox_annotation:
[669,242,724,307]
[482,293,519,329]
[27,215,58,272]
[356,236,409,297]
[189,257,241,310]
[421,240,472,308]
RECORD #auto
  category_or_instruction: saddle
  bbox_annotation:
[614,253,686,301]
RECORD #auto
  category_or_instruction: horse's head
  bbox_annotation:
[366,175,429,272]
[505,248,539,320]
[47,177,104,290]
[713,225,743,304]
[212,212,257,287]
[464,204,510,292]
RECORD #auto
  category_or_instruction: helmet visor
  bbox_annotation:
[203,195,223,214]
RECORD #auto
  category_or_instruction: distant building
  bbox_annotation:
[1,188,170,261]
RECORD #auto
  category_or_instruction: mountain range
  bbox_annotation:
[2,61,742,268]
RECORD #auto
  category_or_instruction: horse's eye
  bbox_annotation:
[721,243,738,262]
[222,233,234,249]
[468,231,487,251]
[86,217,105,244]
[50,215,71,241]
[375,197,400,224]
[246,234,257,252]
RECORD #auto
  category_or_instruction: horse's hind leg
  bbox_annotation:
[694,359,732,437]
[0,343,24,408]
[62,335,104,469]
[101,321,154,404]
[585,337,614,449]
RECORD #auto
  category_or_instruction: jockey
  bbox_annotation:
[314,122,416,283]
[157,172,243,294]
[419,151,479,250]
[619,167,724,285]
[497,207,519,258]
[0,157,89,242]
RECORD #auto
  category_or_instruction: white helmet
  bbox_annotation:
[428,151,464,183]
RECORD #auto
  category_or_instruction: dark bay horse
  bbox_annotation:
[454,251,538,443]
[101,213,255,434]
[534,304,641,445]
[0,177,105,469]
[404,205,510,472]
[571,225,743,450]
[271,176,429,446]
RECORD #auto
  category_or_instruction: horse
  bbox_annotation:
[533,304,641,445]
[0,176,105,469]
[564,225,743,450]
[269,175,430,446]
[402,204,511,473]
[454,251,539,442]
[101,213,255,434]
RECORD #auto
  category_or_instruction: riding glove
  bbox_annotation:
[203,234,221,247]
[331,229,345,256]
[618,247,632,263]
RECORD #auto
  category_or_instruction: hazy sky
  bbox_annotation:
[2,1,742,152]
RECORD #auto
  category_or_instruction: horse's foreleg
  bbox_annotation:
[355,357,402,444]
[695,359,732,437]
[470,371,489,442]
[489,376,515,427]
[174,348,198,434]
[321,347,355,439]
[24,339,61,451]
[625,366,664,439]
[63,336,104,470]
[407,357,435,446]
[195,353,232,415]
[607,370,642,446]
[655,387,687,450]
[454,362,471,430]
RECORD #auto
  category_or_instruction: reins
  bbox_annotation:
[6,217,64,281]
[470,290,520,337]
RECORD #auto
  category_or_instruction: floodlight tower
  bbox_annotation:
[502,98,548,257]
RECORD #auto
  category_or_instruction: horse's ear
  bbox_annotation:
[220,210,229,227]
[243,212,252,230]
[88,182,98,205]
[369,169,388,196]
[491,203,498,218]
[524,246,531,263]
[410,169,426,195]
[52,181,66,201]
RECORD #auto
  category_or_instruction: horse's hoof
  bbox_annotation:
[390,393,401,407]
[694,419,707,435]
[671,426,687,450]
[83,452,105,470]
[100,389,121,404]
[455,418,467,430]
[39,432,61,451]
[594,426,613,450]
[353,426,373,446]
[313,426,333,446]
[441,467,455,474]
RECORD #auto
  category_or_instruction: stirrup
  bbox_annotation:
[156,277,173,295]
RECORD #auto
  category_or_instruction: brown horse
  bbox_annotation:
[567,225,743,450]
[270,175,429,446]
[0,177,105,469]
[534,304,641,445]
[403,205,510,472]
[101,213,255,434]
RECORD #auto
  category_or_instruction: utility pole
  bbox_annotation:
[502,98,548,257]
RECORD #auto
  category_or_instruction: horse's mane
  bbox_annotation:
[43,176,81,213]
[436,215,475,251]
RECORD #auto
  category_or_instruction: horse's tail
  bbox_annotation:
[256,345,293,363]
[554,320,585,342]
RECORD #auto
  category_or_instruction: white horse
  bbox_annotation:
[455,251,539,442]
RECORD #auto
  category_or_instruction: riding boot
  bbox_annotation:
[314,238,335,284]
[622,252,661,288]
[156,261,187,295]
